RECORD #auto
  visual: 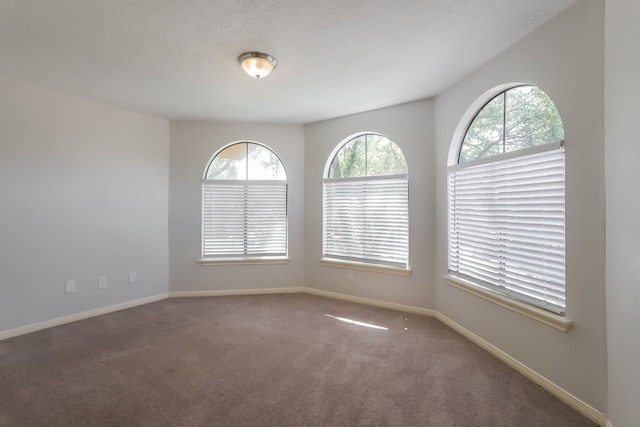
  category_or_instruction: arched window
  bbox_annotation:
[323,133,409,270]
[202,142,287,261]
[447,85,566,315]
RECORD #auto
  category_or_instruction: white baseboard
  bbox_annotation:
[169,287,305,298]
[0,288,303,340]
[0,293,168,341]
[304,287,435,317]
[435,312,609,427]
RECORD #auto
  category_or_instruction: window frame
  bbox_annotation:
[200,141,289,265]
[321,132,410,274]
[445,84,571,331]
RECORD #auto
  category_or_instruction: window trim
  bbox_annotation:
[447,83,568,326]
[320,258,411,275]
[199,256,290,266]
[445,274,572,332]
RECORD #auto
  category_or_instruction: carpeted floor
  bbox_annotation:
[0,293,597,426]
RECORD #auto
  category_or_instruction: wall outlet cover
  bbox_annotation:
[98,276,108,289]
[65,280,76,294]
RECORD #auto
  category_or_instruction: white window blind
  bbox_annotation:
[447,147,565,314]
[202,180,287,259]
[323,174,408,268]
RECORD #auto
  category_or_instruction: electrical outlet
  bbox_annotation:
[347,269,354,280]
[128,272,137,284]
[65,280,76,294]
[98,276,108,289]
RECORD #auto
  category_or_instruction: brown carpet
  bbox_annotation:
[0,293,597,426]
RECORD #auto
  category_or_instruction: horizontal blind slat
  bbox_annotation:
[448,147,566,314]
[203,182,287,258]
[324,176,408,268]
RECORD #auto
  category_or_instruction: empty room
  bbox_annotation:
[0,0,638,426]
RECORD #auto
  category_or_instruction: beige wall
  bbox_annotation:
[605,0,640,425]
[169,121,305,292]
[304,99,436,309]
[434,0,606,410]
[0,77,170,332]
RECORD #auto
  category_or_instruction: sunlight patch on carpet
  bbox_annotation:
[324,314,388,330]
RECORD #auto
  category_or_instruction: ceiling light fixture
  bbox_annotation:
[238,52,277,79]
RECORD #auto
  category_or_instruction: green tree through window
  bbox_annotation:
[460,86,564,162]
[328,134,407,178]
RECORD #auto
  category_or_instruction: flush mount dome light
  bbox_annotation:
[238,52,277,79]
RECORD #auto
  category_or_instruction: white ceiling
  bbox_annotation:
[0,0,577,124]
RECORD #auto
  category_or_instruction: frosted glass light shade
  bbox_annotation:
[238,52,277,79]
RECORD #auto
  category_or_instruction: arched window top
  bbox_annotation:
[322,132,409,270]
[459,85,564,163]
[201,141,288,262]
[326,133,407,178]
[447,83,567,319]
[205,142,286,180]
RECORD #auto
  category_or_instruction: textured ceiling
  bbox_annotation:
[0,0,577,124]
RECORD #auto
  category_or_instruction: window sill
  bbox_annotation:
[199,257,290,266]
[321,258,411,276]
[444,274,572,332]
